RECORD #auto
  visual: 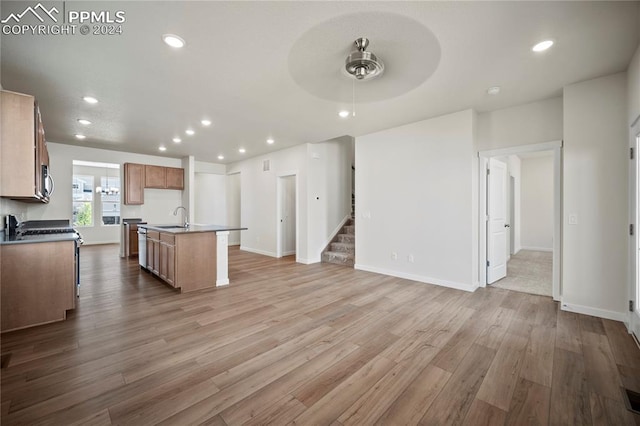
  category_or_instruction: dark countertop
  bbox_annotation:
[139,224,247,234]
[1,231,80,245]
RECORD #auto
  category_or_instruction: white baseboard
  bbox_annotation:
[354,264,478,293]
[520,246,553,252]
[297,256,321,265]
[282,250,296,256]
[83,241,119,246]
[240,246,277,258]
[228,242,240,247]
[560,300,627,322]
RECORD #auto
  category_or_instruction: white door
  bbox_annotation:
[279,175,296,256]
[631,126,640,339]
[487,158,508,284]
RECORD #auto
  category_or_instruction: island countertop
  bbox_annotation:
[138,224,247,234]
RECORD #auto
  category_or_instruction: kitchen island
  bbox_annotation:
[138,224,246,292]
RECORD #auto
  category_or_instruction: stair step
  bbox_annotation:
[321,251,354,266]
[337,234,355,244]
[344,225,355,234]
[330,242,355,254]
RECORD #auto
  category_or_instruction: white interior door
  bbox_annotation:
[631,126,640,339]
[487,158,508,284]
[279,175,296,256]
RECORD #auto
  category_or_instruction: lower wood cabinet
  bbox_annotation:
[159,233,176,287]
[1,241,75,332]
[146,230,160,275]
[144,230,217,292]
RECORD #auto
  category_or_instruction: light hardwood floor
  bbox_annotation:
[1,244,639,425]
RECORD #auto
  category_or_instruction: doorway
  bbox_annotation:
[277,174,297,258]
[479,141,562,301]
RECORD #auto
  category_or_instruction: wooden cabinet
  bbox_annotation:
[145,165,166,189]
[0,90,50,203]
[159,233,176,287]
[123,163,184,205]
[147,230,160,274]
[1,241,75,332]
[124,163,144,205]
[143,229,217,292]
[166,167,184,190]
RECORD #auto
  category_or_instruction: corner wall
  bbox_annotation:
[520,155,554,251]
[226,137,353,263]
[563,72,629,320]
[355,109,478,291]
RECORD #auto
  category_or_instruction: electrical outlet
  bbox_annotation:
[568,214,578,225]
[408,254,414,263]
[391,252,397,260]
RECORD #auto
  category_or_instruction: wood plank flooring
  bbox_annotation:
[1,244,639,425]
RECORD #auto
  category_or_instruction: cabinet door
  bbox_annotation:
[0,91,37,199]
[165,167,184,190]
[166,244,175,286]
[146,238,154,271]
[124,163,144,205]
[159,242,168,280]
[145,165,166,189]
[152,240,160,275]
[129,229,139,255]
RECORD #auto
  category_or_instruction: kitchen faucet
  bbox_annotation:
[173,206,189,228]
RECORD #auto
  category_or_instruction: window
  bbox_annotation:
[100,176,121,225]
[72,175,94,226]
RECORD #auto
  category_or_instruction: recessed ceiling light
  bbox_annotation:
[218,155,224,160]
[201,119,212,126]
[159,146,167,151]
[487,86,501,95]
[173,137,182,143]
[77,119,91,125]
[338,110,350,118]
[83,96,98,104]
[185,129,195,136]
[162,34,185,48]
[532,40,554,52]
[239,148,246,154]
[267,138,274,145]
[75,134,86,140]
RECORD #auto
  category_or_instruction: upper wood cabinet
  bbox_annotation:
[145,165,166,189]
[124,163,144,205]
[0,90,50,203]
[123,163,184,205]
[165,167,184,189]
[144,165,184,190]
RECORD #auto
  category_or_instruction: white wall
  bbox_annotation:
[477,97,563,151]
[629,43,640,126]
[507,155,522,254]
[563,72,629,319]
[194,173,226,225]
[307,136,353,261]
[520,155,554,251]
[226,137,352,263]
[228,144,309,260]
[355,109,478,291]
[226,173,241,246]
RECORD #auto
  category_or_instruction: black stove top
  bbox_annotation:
[19,228,77,236]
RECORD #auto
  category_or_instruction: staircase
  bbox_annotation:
[321,218,355,267]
